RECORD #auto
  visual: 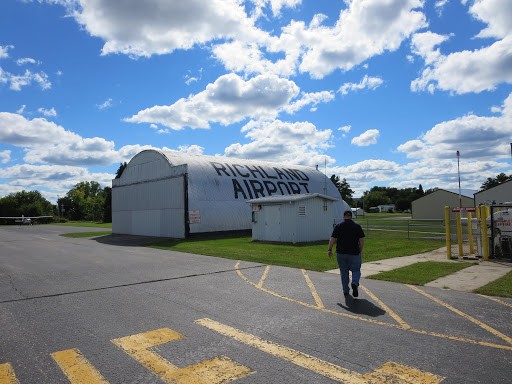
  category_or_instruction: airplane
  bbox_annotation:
[0,214,53,225]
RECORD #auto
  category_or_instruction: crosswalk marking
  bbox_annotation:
[112,328,253,383]
[302,269,325,309]
[51,349,109,384]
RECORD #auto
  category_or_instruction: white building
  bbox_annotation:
[248,193,339,243]
[112,150,350,238]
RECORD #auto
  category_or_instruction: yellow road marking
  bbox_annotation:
[478,294,512,308]
[257,265,270,288]
[0,363,19,384]
[112,328,252,384]
[302,269,324,309]
[236,262,512,351]
[51,348,109,383]
[196,318,444,384]
[361,286,411,330]
[235,262,401,328]
[408,285,512,345]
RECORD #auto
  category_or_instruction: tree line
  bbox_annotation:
[0,170,509,224]
[330,172,511,212]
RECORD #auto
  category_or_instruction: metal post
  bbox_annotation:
[445,206,452,259]
[456,150,462,209]
[467,211,474,254]
[456,211,463,257]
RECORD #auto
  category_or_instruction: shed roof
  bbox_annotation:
[247,193,338,204]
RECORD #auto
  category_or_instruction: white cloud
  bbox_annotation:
[16,57,38,66]
[223,119,333,166]
[297,0,427,78]
[338,125,351,138]
[0,112,153,166]
[72,0,261,57]
[38,107,57,117]
[96,98,113,110]
[0,45,13,59]
[338,75,383,95]
[0,68,51,91]
[0,150,11,164]
[284,90,335,113]
[411,1,512,94]
[177,144,204,154]
[351,129,380,146]
[125,73,300,129]
[397,92,512,161]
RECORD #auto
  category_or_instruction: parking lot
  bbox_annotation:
[1,225,511,383]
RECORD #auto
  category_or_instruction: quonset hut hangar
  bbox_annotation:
[112,149,350,238]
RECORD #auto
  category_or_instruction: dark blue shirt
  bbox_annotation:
[331,220,365,255]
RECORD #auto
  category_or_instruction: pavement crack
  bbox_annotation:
[0,264,266,305]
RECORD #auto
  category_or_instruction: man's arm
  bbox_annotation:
[328,237,336,257]
[358,237,365,253]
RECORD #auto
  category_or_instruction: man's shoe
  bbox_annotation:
[343,291,350,296]
[351,283,359,297]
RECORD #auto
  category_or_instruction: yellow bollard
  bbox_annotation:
[467,211,475,254]
[444,206,452,259]
[456,211,463,257]
[479,206,490,261]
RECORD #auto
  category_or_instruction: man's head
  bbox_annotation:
[343,210,353,219]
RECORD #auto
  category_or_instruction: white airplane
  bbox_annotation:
[0,214,53,225]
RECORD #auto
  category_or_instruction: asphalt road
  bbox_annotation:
[0,225,511,383]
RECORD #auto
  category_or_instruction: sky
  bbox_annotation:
[0,0,511,203]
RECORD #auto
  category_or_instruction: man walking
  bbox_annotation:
[328,210,365,297]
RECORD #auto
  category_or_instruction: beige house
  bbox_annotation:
[412,189,475,220]
[474,180,512,206]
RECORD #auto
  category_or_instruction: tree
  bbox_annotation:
[480,173,512,191]
[103,186,112,223]
[115,162,128,179]
[363,189,391,209]
[0,190,53,223]
[64,181,106,222]
[330,175,354,206]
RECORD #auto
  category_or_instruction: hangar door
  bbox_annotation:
[112,175,186,238]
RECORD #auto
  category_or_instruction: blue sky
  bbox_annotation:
[1,0,511,202]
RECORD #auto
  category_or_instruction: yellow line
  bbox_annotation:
[236,262,400,328]
[361,286,411,330]
[0,363,19,384]
[257,265,270,288]
[112,328,252,384]
[235,262,512,351]
[407,285,512,345]
[302,269,324,309]
[51,348,109,384]
[478,294,512,308]
[196,318,443,384]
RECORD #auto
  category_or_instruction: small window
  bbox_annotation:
[298,205,306,216]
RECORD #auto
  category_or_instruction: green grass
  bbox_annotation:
[151,231,444,272]
[60,231,112,238]
[53,221,112,228]
[367,261,476,285]
[474,271,512,298]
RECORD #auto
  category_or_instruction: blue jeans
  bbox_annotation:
[336,253,362,293]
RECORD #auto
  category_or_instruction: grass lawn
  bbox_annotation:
[366,261,476,285]
[151,231,444,272]
[474,271,512,298]
[53,221,112,228]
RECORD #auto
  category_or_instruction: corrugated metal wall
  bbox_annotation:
[113,150,350,238]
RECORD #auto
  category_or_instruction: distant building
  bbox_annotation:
[351,207,364,217]
[248,193,338,243]
[474,179,512,206]
[369,205,395,213]
[412,189,475,220]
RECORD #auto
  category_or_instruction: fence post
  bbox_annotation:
[445,206,452,259]
[467,211,474,254]
[479,206,490,261]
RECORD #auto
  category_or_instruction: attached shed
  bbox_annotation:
[411,189,475,220]
[112,150,350,238]
[248,193,338,243]
[474,179,512,206]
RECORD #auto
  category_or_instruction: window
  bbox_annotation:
[298,205,306,216]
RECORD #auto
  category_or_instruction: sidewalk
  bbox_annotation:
[326,247,512,292]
